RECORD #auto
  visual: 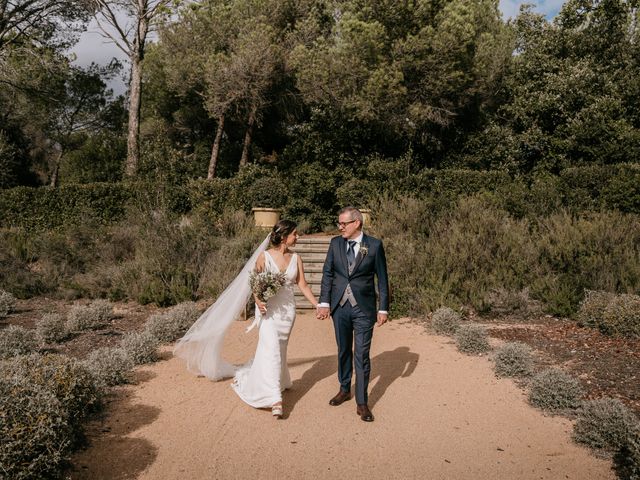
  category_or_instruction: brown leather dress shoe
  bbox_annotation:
[329,390,351,406]
[356,404,374,422]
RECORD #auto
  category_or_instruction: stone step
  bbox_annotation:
[296,236,333,244]
[294,296,318,310]
[295,284,321,295]
[292,236,331,310]
[291,248,328,255]
[295,252,328,263]
[300,265,324,273]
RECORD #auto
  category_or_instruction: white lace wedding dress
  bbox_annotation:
[231,251,298,408]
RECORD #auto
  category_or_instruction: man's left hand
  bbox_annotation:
[376,312,388,326]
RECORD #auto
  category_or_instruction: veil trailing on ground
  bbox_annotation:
[173,234,270,380]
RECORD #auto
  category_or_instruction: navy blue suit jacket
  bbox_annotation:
[319,234,390,321]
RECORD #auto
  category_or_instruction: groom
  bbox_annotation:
[316,206,390,422]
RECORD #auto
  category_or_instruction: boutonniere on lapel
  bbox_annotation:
[359,245,369,257]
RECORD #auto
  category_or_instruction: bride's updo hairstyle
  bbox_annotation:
[270,219,297,247]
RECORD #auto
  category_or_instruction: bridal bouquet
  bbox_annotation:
[249,271,287,303]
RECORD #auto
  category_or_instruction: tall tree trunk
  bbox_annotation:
[125,55,142,177]
[239,104,257,169]
[49,150,62,188]
[207,113,225,179]
[124,9,149,177]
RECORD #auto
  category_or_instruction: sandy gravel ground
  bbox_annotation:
[71,313,615,480]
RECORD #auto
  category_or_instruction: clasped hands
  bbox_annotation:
[316,305,388,326]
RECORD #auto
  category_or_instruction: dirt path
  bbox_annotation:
[71,313,615,480]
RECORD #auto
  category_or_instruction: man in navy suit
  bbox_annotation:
[317,206,390,422]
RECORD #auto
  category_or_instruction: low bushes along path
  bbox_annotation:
[70,312,615,479]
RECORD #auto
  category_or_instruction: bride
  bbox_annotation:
[174,219,318,418]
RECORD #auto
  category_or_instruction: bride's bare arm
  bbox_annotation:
[254,252,267,313]
[296,256,318,307]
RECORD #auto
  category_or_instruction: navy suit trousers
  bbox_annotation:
[332,302,375,405]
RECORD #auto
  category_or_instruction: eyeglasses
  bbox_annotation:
[337,220,357,228]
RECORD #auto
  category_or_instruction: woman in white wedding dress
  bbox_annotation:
[232,220,318,417]
[173,219,317,419]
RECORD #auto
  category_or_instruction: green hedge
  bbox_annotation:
[1,163,638,232]
[0,183,134,231]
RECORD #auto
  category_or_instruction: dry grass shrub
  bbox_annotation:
[372,195,640,318]
[455,324,491,354]
[36,313,69,343]
[485,288,542,319]
[65,299,114,332]
[493,341,533,378]
[601,293,640,338]
[0,288,16,318]
[619,430,640,480]
[0,325,37,359]
[0,353,100,437]
[121,331,160,364]
[0,375,71,480]
[529,368,583,412]
[577,290,617,329]
[106,209,262,306]
[144,301,200,343]
[84,347,134,388]
[573,397,639,451]
[430,307,462,335]
[532,211,640,317]
[371,195,534,315]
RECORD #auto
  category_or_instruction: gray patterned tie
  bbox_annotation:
[347,240,356,267]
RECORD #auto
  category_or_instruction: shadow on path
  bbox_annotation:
[284,355,336,418]
[68,377,160,479]
[369,346,420,408]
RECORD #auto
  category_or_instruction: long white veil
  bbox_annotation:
[173,234,270,380]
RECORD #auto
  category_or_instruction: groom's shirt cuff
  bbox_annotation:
[378,311,388,315]
[317,302,330,308]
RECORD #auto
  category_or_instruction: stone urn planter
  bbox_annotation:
[360,209,372,227]
[252,207,281,228]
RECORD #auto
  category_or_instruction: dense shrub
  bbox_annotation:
[36,313,70,343]
[58,131,126,184]
[244,175,289,209]
[121,331,160,365]
[493,342,533,378]
[0,230,47,298]
[621,430,640,480]
[84,347,134,388]
[601,294,640,338]
[485,288,541,319]
[455,324,491,354]
[144,301,200,343]
[430,307,461,335]
[528,368,583,412]
[532,211,640,317]
[0,376,71,480]
[373,194,640,318]
[577,290,617,329]
[0,325,38,359]
[573,398,638,451]
[0,289,16,318]
[66,300,114,332]
[374,195,534,315]
[0,353,100,437]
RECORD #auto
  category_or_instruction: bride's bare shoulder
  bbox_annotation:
[255,251,266,271]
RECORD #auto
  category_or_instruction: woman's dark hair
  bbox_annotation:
[270,219,297,246]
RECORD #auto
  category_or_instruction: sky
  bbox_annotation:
[72,1,566,96]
